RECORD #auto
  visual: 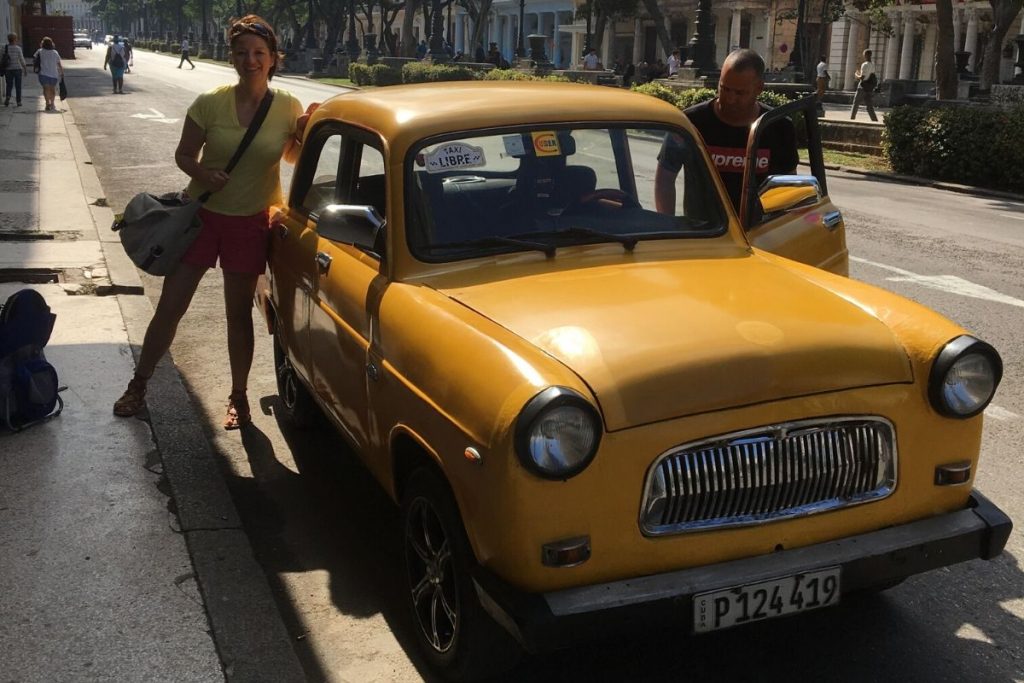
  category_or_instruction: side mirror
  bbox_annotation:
[317,204,385,255]
[758,174,822,218]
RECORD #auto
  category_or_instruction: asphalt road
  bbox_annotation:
[67,48,1024,682]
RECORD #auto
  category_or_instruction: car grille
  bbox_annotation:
[640,417,896,535]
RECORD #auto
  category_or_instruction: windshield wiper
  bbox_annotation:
[509,227,638,251]
[428,235,556,257]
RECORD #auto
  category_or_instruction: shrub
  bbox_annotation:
[631,82,684,107]
[883,105,1024,192]
[480,69,569,82]
[348,63,402,86]
[402,62,478,83]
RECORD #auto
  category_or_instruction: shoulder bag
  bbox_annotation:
[112,90,274,276]
[1,46,10,71]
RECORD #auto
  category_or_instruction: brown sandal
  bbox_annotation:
[223,390,251,430]
[113,377,148,417]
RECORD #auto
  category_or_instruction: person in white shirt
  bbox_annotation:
[178,36,195,69]
[582,48,600,70]
[3,33,28,107]
[33,36,63,111]
[815,56,829,98]
[850,49,878,121]
[667,48,681,76]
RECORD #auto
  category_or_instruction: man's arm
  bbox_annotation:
[654,163,677,214]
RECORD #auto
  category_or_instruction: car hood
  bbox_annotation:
[438,255,913,431]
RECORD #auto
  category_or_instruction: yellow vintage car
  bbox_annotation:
[258,82,1010,680]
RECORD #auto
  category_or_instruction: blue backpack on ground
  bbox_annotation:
[0,289,64,431]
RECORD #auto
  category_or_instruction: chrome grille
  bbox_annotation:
[640,417,896,536]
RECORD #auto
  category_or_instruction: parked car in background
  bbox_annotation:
[258,81,1011,681]
[73,33,92,49]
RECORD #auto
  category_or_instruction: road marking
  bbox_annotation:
[130,108,180,124]
[985,405,1019,421]
[851,256,1024,309]
[112,164,174,170]
[999,213,1024,221]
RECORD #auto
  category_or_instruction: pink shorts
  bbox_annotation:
[181,207,270,274]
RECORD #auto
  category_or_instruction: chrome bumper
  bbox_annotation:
[474,490,1012,653]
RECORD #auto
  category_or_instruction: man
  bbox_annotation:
[582,47,600,70]
[178,35,195,69]
[654,49,797,215]
[667,48,681,76]
[816,55,829,98]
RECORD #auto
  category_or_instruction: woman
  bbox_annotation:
[3,33,28,107]
[33,37,63,111]
[103,35,128,94]
[114,15,316,429]
[850,49,878,122]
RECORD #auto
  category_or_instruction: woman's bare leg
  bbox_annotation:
[223,270,260,393]
[135,262,208,380]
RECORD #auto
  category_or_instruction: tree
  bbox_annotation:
[934,0,957,99]
[981,0,1024,89]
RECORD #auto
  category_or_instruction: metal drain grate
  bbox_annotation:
[0,269,63,284]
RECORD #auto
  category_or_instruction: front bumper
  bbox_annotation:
[474,490,1011,653]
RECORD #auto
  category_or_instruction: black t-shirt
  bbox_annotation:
[660,99,798,213]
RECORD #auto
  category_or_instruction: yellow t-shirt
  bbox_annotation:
[186,85,303,215]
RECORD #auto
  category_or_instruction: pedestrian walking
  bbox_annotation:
[667,48,681,76]
[178,36,195,69]
[103,36,128,93]
[113,14,317,430]
[3,33,28,107]
[32,37,63,111]
[123,38,133,73]
[850,49,878,121]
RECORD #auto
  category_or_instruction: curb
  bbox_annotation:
[63,98,307,682]
[800,160,1024,203]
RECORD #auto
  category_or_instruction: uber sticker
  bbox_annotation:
[531,131,562,157]
[424,142,486,173]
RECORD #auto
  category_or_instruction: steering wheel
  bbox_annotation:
[562,188,641,215]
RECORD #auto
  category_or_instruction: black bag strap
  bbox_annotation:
[196,89,275,203]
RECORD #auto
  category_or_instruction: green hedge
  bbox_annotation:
[348,63,403,86]
[402,62,480,83]
[883,105,1024,192]
[630,83,789,111]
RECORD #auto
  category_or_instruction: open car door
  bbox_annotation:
[740,96,848,276]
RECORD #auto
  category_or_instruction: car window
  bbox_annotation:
[301,134,344,216]
[406,125,726,263]
[353,144,386,218]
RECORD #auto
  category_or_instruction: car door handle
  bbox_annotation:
[823,210,843,231]
[316,251,332,272]
[273,223,288,239]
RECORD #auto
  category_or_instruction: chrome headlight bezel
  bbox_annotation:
[928,335,1002,419]
[514,387,603,480]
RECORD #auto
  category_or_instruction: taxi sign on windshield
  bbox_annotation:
[424,142,486,173]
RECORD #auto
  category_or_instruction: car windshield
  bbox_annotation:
[406,125,727,262]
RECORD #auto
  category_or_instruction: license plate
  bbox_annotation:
[693,567,841,633]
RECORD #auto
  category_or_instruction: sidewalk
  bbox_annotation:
[0,66,303,681]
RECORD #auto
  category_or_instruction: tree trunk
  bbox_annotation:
[640,0,674,58]
[401,0,419,56]
[593,13,606,53]
[934,0,958,99]
[981,0,1024,89]
[468,0,493,54]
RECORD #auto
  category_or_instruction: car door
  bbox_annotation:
[741,97,848,276]
[306,127,385,450]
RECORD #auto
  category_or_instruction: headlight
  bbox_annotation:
[928,335,1002,418]
[514,387,602,480]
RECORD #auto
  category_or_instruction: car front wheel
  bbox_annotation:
[273,332,317,428]
[401,468,520,681]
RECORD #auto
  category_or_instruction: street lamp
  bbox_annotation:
[346,0,360,61]
[426,0,448,60]
[684,0,716,72]
[516,0,525,60]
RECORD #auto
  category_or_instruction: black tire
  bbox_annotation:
[273,332,318,429]
[401,468,521,682]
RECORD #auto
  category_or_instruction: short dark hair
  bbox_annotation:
[41,36,54,50]
[724,49,765,80]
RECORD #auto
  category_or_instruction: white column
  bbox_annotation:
[899,11,915,79]
[918,19,937,80]
[633,18,643,64]
[714,11,730,64]
[827,16,848,89]
[730,9,742,52]
[571,31,580,67]
[844,17,861,90]
[884,13,901,81]
[455,14,465,53]
[965,10,978,72]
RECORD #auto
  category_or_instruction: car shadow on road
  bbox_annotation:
[228,397,1023,683]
